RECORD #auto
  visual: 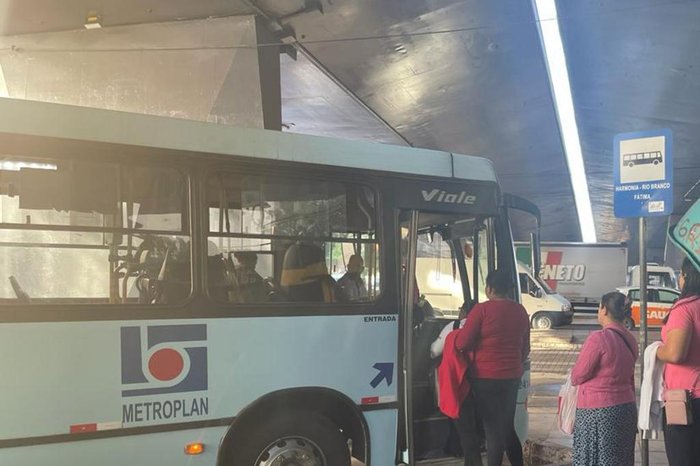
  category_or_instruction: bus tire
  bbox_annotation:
[532,312,553,330]
[229,410,350,466]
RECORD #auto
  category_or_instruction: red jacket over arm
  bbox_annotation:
[437,331,471,419]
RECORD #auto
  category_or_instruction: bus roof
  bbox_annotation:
[0,98,497,183]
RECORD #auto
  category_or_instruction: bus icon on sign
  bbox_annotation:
[618,134,666,184]
[623,151,662,168]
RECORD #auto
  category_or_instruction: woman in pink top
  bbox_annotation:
[657,257,700,466]
[571,291,638,466]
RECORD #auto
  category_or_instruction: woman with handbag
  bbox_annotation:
[657,257,700,465]
[570,291,637,466]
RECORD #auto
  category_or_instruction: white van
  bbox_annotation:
[628,263,679,290]
[518,261,573,329]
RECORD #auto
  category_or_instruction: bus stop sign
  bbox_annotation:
[614,129,673,218]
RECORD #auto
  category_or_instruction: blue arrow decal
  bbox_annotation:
[370,362,394,388]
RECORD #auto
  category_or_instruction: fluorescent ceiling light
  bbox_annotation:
[0,161,57,171]
[533,0,597,243]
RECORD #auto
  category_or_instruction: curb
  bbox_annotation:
[531,344,582,351]
[531,337,583,351]
[524,439,572,466]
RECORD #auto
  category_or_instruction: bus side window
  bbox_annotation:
[206,172,380,306]
[0,160,191,305]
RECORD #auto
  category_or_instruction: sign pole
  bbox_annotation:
[639,217,649,466]
[614,128,671,466]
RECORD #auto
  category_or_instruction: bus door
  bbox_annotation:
[503,193,542,441]
[398,209,493,463]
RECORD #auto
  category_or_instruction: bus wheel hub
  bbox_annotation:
[257,436,325,466]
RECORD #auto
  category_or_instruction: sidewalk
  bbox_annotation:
[527,328,668,465]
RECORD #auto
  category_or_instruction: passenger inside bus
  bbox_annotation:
[231,252,271,302]
[206,173,380,305]
[335,254,368,302]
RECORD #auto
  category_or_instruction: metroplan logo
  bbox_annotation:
[120,324,208,397]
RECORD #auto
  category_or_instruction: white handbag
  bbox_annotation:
[557,371,579,434]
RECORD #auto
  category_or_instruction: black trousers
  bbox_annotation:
[664,399,700,466]
[472,378,523,466]
[453,391,484,466]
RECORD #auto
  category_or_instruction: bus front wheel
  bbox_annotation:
[230,411,351,466]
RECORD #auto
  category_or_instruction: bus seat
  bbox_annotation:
[161,259,192,304]
[206,254,229,302]
[280,243,335,303]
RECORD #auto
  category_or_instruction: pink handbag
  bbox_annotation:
[665,389,694,425]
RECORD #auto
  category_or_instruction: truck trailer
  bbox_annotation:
[516,242,629,312]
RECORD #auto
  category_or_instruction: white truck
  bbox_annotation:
[515,242,629,312]
[518,261,573,329]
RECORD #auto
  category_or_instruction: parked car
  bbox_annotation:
[628,263,679,290]
[616,286,680,330]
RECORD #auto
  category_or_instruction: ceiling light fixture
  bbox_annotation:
[533,0,597,243]
[84,14,102,30]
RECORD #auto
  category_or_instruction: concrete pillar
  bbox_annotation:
[0,16,282,129]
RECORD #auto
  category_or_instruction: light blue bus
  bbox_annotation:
[0,99,538,465]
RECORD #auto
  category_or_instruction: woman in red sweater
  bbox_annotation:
[455,269,530,466]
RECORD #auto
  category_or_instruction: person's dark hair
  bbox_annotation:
[680,257,700,299]
[459,300,474,319]
[663,257,700,324]
[234,251,257,267]
[485,269,515,296]
[601,291,627,322]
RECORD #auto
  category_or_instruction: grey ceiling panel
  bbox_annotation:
[283,0,580,242]
[0,17,274,126]
[280,53,407,144]
[558,0,700,263]
[0,0,255,35]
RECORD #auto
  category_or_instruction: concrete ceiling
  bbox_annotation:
[0,0,698,265]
